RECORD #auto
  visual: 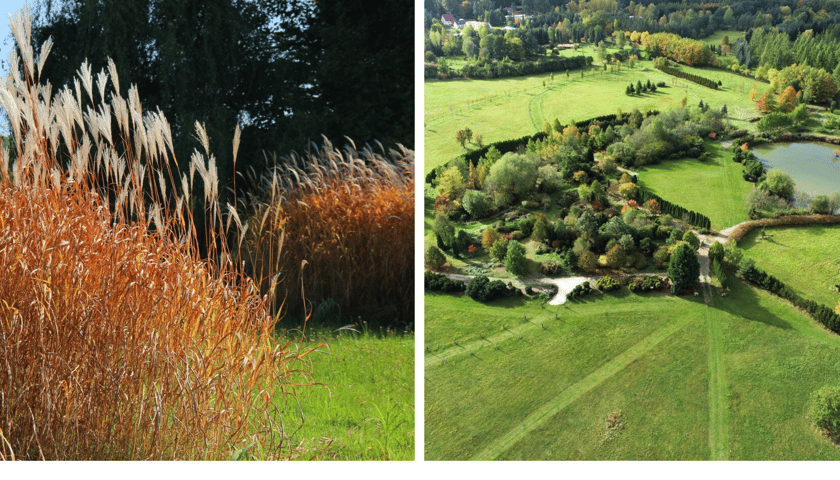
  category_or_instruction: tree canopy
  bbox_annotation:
[30,0,413,197]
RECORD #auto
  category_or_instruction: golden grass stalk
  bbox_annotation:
[0,7,310,459]
[242,138,415,324]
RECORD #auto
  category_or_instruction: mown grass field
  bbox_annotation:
[425,280,840,460]
[636,141,753,230]
[740,225,840,307]
[425,46,767,174]
[279,328,414,460]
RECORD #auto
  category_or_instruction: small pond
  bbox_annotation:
[753,142,840,198]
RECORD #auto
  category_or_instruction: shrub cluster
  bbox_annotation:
[539,260,567,276]
[655,64,720,89]
[568,281,593,299]
[465,275,512,302]
[595,275,621,292]
[628,275,664,292]
[734,149,765,182]
[625,80,657,96]
[424,271,466,292]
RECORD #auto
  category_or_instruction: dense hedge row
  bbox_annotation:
[639,187,712,230]
[740,264,840,335]
[655,64,720,89]
[425,55,592,80]
[728,215,840,244]
[424,271,466,292]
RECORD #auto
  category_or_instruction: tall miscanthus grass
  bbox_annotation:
[0,8,310,460]
[241,139,414,326]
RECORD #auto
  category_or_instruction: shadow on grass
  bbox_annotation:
[711,279,793,331]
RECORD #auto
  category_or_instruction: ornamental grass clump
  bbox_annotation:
[241,139,414,325]
[0,8,309,460]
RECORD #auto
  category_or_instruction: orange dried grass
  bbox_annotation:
[728,214,840,245]
[0,7,309,460]
[242,139,414,324]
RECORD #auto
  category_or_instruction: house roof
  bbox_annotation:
[441,13,456,23]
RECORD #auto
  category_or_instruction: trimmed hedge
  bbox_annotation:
[639,187,712,230]
[739,262,840,335]
[424,271,466,292]
[656,64,719,89]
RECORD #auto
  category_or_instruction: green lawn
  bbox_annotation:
[425,280,840,460]
[703,30,745,46]
[276,328,414,460]
[425,52,767,174]
[636,141,753,231]
[740,225,840,307]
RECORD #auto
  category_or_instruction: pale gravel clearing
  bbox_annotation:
[540,276,598,305]
[439,272,596,305]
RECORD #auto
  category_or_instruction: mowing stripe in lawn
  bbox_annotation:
[706,306,730,460]
[425,320,541,369]
[470,314,693,460]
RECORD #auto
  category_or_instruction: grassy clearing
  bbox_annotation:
[703,30,746,45]
[636,141,753,230]
[425,276,840,460]
[425,53,767,174]
[739,225,840,307]
[278,328,414,460]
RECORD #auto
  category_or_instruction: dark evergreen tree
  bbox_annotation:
[668,242,700,294]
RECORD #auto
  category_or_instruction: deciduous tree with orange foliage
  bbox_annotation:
[777,86,799,113]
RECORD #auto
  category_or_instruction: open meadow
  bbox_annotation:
[425,283,840,460]
[425,45,768,174]
[636,141,753,230]
[740,225,840,307]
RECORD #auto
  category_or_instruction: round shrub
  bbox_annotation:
[425,245,447,269]
[462,189,494,219]
[465,275,509,302]
[505,240,529,276]
[809,385,840,436]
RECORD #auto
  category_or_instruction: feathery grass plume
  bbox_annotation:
[0,7,313,460]
[241,137,414,326]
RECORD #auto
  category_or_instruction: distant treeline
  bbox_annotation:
[425,55,591,80]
